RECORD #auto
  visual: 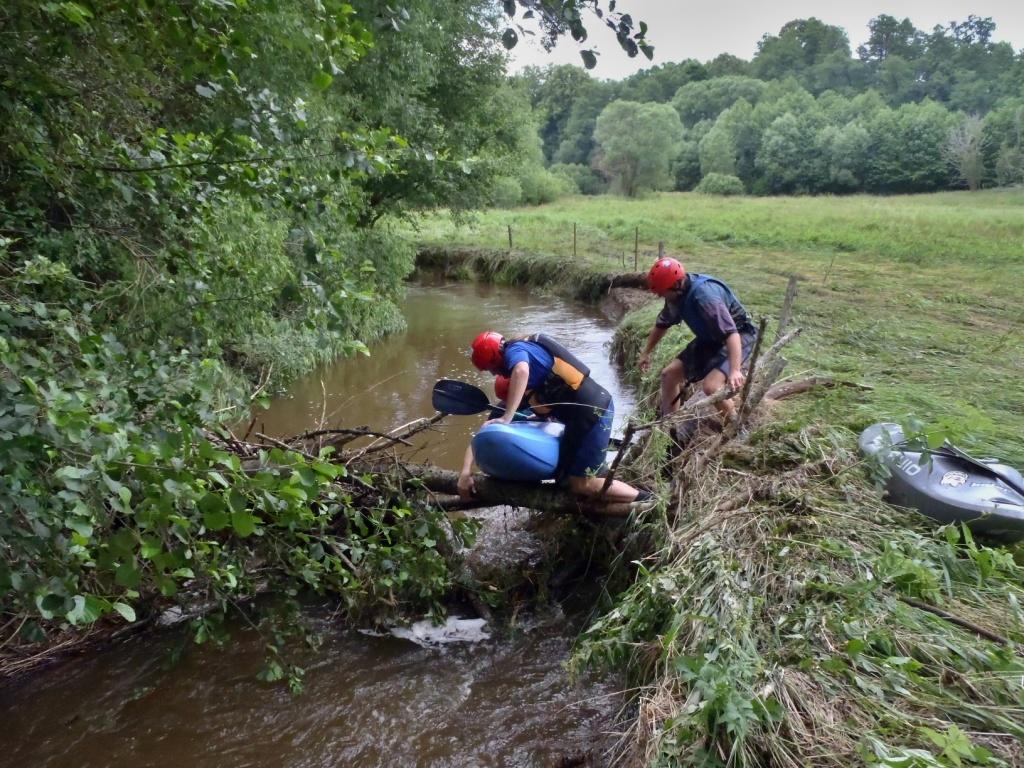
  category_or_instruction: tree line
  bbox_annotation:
[502,14,1024,199]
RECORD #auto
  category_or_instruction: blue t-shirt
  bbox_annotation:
[503,340,553,390]
[655,273,753,343]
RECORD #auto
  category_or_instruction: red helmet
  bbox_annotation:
[494,375,510,401]
[470,331,504,372]
[647,257,686,294]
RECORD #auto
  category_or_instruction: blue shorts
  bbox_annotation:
[678,328,757,384]
[563,405,614,478]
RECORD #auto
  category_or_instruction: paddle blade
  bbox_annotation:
[432,379,492,415]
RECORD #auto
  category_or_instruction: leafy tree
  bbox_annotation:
[553,79,620,164]
[672,141,702,191]
[699,123,737,177]
[817,123,871,191]
[945,115,987,190]
[984,101,1024,185]
[706,53,751,78]
[753,18,852,92]
[518,64,597,162]
[757,111,827,193]
[344,0,528,224]
[714,99,762,184]
[694,173,745,195]
[672,76,767,127]
[594,101,683,196]
[550,163,608,195]
[490,176,524,207]
[863,101,956,192]
[857,15,924,64]
[620,59,708,102]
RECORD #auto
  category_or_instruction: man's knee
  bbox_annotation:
[660,358,684,383]
[702,370,725,396]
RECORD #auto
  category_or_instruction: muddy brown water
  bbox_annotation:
[254,276,636,468]
[0,278,636,767]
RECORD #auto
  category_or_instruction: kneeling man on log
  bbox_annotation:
[460,331,652,506]
[638,257,757,420]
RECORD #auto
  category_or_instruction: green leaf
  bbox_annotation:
[580,50,598,69]
[55,465,91,481]
[116,561,141,588]
[200,493,229,531]
[312,71,334,90]
[232,510,258,537]
[113,602,137,623]
[67,518,94,538]
[67,595,106,625]
[140,538,163,559]
[312,461,341,479]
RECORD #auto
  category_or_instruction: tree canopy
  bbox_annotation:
[517,14,1024,196]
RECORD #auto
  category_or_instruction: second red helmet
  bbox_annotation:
[470,331,504,372]
[647,257,686,294]
[494,374,510,401]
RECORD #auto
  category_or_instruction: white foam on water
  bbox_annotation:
[387,616,490,647]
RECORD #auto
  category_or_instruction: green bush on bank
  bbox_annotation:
[695,172,746,196]
[0,259,462,675]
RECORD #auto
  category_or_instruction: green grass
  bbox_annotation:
[409,190,1024,464]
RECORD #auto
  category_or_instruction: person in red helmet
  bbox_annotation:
[493,374,510,402]
[639,257,757,420]
[459,332,653,508]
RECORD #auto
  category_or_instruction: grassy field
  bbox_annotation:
[410,189,1024,464]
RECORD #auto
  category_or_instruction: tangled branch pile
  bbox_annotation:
[576,326,1024,766]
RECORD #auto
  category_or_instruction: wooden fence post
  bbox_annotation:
[658,241,665,258]
[634,226,639,270]
[573,222,577,258]
[507,224,513,250]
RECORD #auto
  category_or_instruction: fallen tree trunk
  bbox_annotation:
[765,376,872,400]
[355,460,636,517]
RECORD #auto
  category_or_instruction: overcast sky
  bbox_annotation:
[506,0,1024,80]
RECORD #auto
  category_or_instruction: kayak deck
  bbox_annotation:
[859,422,1024,541]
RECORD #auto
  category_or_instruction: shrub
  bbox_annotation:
[519,167,575,205]
[695,173,746,195]
[490,176,523,208]
[549,163,607,195]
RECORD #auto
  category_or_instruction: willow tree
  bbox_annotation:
[594,100,684,196]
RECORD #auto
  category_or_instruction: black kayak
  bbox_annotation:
[858,422,1024,541]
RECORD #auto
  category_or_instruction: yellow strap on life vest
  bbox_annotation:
[551,357,585,390]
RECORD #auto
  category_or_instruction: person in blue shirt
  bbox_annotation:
[639,257,757,420]
[459,331,652,508]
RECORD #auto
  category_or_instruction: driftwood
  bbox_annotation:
[355,460,636,517]
[765,376,873,400]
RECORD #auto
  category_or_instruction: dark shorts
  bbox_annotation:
[562,405,614,479]
[678,328,757,384]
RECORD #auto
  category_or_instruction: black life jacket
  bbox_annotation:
[517,333,611,426]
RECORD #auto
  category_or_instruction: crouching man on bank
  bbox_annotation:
[638,257,757,420]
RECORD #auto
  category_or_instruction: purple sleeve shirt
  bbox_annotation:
[655,282,739,343]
